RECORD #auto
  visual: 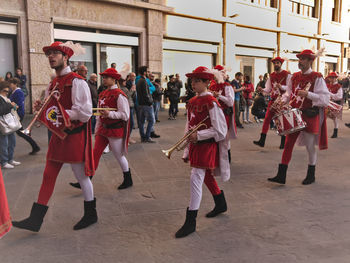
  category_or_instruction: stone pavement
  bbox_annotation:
[2,109,350,263]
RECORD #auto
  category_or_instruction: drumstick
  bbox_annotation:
[92,108,117,111]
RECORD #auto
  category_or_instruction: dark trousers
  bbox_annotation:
[234,100,242,126]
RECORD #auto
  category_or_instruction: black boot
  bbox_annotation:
[12,202,48,232]
[279,135,286,149]
[228,150,231,164]
[150,131,160,138]
[73,198,98,230]
[331,128,338,138]
[118,170,133,190]
[206,190,227,218]
[253,133,266,147]
[175,208,198,238]
[69,176,92,189]
[268,164,288,184]
[302,165,315,185]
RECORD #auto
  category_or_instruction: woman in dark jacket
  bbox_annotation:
[165,75,179,120]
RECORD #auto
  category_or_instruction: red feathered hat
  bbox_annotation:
[296,49,316,60]
[327,72,338,78]
[185,66,214,80]
[214,65,225,71]
[99,68,121,80]
[43,41,74,58]
[271,57,284,64]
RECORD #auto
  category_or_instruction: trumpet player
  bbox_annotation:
[253,57,291,149]
[12,41,97,232]
[175,66,228,238]
[326,72,343,138]
[209,65,237,163]
[268,49,330,185]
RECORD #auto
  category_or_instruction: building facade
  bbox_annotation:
[0,0,349,110]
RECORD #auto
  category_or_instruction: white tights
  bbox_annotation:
[108,137,129,172]
[70,163,94,201]
[189,168,206,210]
[333,118,339,129]
[303,132,317,166]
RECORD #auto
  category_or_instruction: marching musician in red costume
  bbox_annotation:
[268,49,330,185]
[176,66,228,238]
[0,167,11,238]
[253,57,291,149]
[12,41,97,232]
[93,68,132,189]
[326,72,343,138]
[209,65,237,163]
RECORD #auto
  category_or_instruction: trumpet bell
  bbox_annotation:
[162,149,171,159]
[20,128,31,136]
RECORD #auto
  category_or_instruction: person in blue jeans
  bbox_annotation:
[136,66,156,143]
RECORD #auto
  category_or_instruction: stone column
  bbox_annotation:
[146,9,163,75]
[25,0,53,110]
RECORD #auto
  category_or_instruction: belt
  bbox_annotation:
[102,121,125,129]
[64,123,86,135]
[223,107,233,116]
[196,138,216,144]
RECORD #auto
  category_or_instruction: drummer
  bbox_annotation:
[326,72,343,138]
[268,49,330,185]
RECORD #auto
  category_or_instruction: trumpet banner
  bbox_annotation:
[38,95,72,140]
[0,168,11,238]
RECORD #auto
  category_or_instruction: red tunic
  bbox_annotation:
[269,70,289,100]
[209,81,233,128]
[46,72,95,176]
[290,71,322,134]
[96,88,128,138]
[187,95,220,169]
[327,83,342,96]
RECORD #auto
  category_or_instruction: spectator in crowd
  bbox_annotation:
[119,77,136,144]
[9,78,40,155]
[242,75,254,123]
[87,73,98,134]
[251,89,267,123]
[111,63,116,69]
[15,68,28,97]
[0,81,20,169]
[0,77,4,82]
[126,72,137,130]
[77,65,88,80]
[5,72,12,81]
[231,72,244,128]
[184,77,196,107]
[136,66,156,143]
[152,78,163,122]
[340,72,350,108]
[165,75,179,120]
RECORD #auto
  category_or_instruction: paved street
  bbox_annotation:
[2,109,350,263]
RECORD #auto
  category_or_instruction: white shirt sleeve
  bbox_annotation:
[281,76,293,104]
[280,74,292,91]
[218,85,234,107]
[306,77,330,107]
[330,87,343,101]
[66,78,92,123]
[263,78,272,93]
[182,114,190,159]
[197,102,227,142]
[107,94,130,121]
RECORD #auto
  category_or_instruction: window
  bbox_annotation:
[331,0,341,22]
[244,0,278,9]
[290,0,319,18]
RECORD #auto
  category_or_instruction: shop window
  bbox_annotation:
[290,0,319,18]
[331,0,341,22]
[0,35,17,79]
[68,43,95,79]
[100,45,136,75]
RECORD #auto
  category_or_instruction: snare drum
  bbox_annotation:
[326,101,342,120]
[273,108,306,136]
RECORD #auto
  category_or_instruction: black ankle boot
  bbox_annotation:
[150,132,160,138]
[118,170,133,190]
[206,190,227,218]
[12,202,48,232]
[228,150,231,163]
[302,165,315,185]
[69,176,92,189]
[268,164,288,184]
[253,133,266,147]
[175,208,198,238]
[73,198,98,230]
[331,128,338,138]
[279,135,286,149]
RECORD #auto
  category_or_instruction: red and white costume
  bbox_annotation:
[262,69,292,134]
[281,67,330,166]
[94,83,130,173]
[0,168,11,238]
[183,90,228,210]
[37,65,94,205]
[326,73,343,130]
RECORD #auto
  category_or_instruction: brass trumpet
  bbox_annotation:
[21,84,59,136]
[162,116,209,159]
